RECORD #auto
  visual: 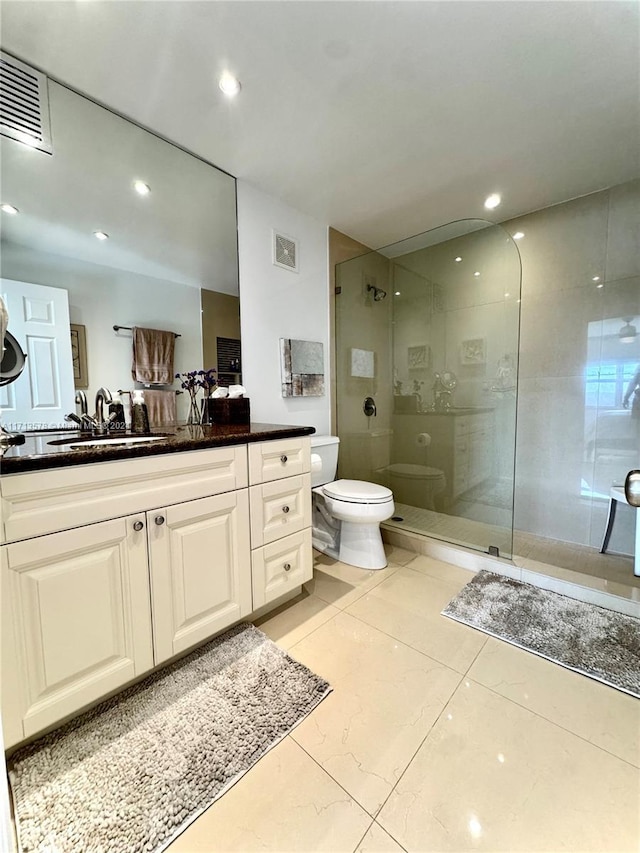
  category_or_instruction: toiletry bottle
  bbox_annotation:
[130,390,150,434]
[108,396,126,432]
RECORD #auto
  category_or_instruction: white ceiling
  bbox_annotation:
[2,0,639,248]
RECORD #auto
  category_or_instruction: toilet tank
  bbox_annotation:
[310,435,340,486]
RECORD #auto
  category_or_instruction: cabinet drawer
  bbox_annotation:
[249,474,311,547]
[248,437,310,485]
[1,445,248,544]
[251,529,312,608]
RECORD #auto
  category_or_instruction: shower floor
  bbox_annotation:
[384,503,639,590]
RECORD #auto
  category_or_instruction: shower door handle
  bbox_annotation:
[363,396,377,417]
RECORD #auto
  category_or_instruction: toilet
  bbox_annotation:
[311,435,395,570]
[386,463,446,511]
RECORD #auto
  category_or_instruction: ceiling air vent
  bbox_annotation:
[273,230,299,273]
[0,53,52,154]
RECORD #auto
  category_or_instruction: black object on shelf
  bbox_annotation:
[207,397,250,425]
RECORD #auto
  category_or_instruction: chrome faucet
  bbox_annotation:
[75,390,88,417]
[94,387,114,434]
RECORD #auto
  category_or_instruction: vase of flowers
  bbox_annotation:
[199,368,218,425]
[175,370,203,425]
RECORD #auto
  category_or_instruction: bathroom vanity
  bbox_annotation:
[0,425,313,748]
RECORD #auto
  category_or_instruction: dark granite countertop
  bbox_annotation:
[0,423,316,475]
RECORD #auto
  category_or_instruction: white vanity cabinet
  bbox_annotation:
[1,443,251,747]
[248,437,313,608]
[0,436,312,748]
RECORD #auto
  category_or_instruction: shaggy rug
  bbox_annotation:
[9,623,331,853]
[442,570,640,698]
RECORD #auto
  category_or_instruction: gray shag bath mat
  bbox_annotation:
[442,570,640,698]
[9,623,331,853]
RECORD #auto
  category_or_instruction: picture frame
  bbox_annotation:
[70,323,89,388]
[460,337,486,365]
[280,338,325,397]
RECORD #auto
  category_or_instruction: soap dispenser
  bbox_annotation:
[130,390,150,435]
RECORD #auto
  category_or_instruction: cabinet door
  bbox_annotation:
[1,516,153,747]
[251,529,312,609]
[148,490,251,665]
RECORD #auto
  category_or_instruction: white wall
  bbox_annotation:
[237,182,331,433]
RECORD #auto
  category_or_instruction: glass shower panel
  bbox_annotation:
[335,219,522,559]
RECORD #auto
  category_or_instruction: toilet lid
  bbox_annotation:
[387,463,444,480]
[323,479,393,504]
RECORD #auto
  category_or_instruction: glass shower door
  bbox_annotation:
[335,219,521,559]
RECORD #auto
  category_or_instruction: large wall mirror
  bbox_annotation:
[0,54,239,428]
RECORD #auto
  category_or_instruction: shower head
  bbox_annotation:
[367,284,387,302]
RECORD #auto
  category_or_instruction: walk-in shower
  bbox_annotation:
[335,219,521,559]
[335,186,640,592]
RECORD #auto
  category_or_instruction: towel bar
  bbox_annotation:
[113,325,181,338]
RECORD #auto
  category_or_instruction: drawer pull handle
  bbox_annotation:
[282,505,290,514]
[281,455,288,464]
[283,562,292,572]
[133,520,144,532]
[155,515,165,526]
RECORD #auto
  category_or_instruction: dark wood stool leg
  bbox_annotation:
[600,497,617,554]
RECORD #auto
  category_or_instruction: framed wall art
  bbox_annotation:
[70,323,89,388]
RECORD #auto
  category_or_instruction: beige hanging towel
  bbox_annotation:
[139,390,178,426]
[131,327,175,384]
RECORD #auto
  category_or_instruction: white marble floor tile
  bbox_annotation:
[378,679,640,852]
[468,637,640,767]
[354,821,406,852]
[168,737,371,852]
[290,612,461,815]
[383,543,418,566]
[346,568,487,673]
[304,552,401,610]
[254,592,339,650]
[404,553,477,586]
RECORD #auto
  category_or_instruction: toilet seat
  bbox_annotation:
[385,463,444,480]
[323,479,393,504]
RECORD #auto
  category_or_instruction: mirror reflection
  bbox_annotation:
[0,69,239,428]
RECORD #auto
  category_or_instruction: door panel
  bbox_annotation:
[1,516,153,746]
[0,278,75,429]
[148,491,251,664]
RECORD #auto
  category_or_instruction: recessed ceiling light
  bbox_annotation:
[133,180,150,196]
[512,231,524,240]
[474,271,481,277]
[1,204,19,215]
[394,291,401,296]
[455,256,462,262]
[592,275,601,282]
[219,72,241,97]
[596,282,604,289]
[93,231,109,241]
[484,193,501,210]
[504,292,510,298]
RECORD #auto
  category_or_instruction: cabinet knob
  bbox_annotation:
[282,505,290,514]
[283,562,291,572]
[155,515,165,526]
[280,455,288,464]
[133,520,144,531]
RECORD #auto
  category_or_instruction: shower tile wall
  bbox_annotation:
[334,249,394,480]
[506,179,640,553]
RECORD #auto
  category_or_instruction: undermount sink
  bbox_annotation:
[48,434,168,449]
